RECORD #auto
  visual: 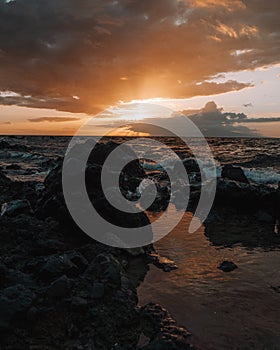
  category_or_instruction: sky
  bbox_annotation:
[0,0,279,137]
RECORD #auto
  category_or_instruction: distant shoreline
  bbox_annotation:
[1,134,280,140]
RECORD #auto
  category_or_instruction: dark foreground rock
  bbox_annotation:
[221,164,249,184]
[1,199,33,217]
[0,141,197,349]
[218,261,238,272]
[0,169,38,209]
[139,303,195,349]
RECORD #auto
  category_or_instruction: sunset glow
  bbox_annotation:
[0,0,279,137]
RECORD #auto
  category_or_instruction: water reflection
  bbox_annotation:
[139,210,280,350]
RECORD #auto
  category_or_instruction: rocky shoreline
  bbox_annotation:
[0,138,279,349]
[0,141,197,350]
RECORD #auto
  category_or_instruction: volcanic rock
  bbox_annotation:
[221,164,249,184]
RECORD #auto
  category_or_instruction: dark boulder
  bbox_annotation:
[140,303,196,350]
[38,254,79,281]
[91,282,105,299]
[215,178,275,213]
[36,141,151,242]
[147,252,178,272]
[47,275,71,299]
[0,284,35,331]
[1,199,33,217]
[221,164,249,184]
[218,260,238,272]
[182,158,200,173]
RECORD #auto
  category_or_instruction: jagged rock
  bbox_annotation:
[140,182,170,212]
[256,210,273,223]
[1,199,32,217]
[36,142,151,242]
[218,260,238,272]
[71,296,88,308]
[0,139,197,349]
[125,247,145,256]
[91,282,105,299]
[140,303,196,350]
[66,251,88,271]
[39,254,79,281]
[182,158,200,173]
[0,285,35,331]
[47,275,71,299]
[221,164,249,184]
[148,252,178,272]
[215,178,275,212]
[96,254,122,285]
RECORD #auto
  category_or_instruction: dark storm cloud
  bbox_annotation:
[241,117,280,123]
[0,0,279,114]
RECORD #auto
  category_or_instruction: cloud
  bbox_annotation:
[241,117,280,123]
[0,0,279,114]
[94,101,279,137]
[28,117,81,123]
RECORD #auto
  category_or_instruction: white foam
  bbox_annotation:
[243,167,279,187]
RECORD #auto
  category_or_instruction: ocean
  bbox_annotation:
[0,136,279,187]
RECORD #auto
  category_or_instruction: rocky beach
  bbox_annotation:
[0,136,280,349]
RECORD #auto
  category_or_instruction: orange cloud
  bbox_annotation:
[28,117,81,123]
[188,0,246,11]
[0,0,278,115]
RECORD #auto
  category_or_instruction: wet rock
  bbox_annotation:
[140,303,195,350]
[204,209,280,249]
[221,164,249,184]
[26,306,38,322]
[101,258,122,285]
[0,285,35,331]
[215,178,271,211]
[140,182,170,212]
[1,267,33,288]
[36,141,151,243]
[31,239,66,255]
[91,282,105,299]
[47,275,71,299]
[1,199,33,217]
[39,254,79,281]
[71,296,88,308]
[66,251,88,271]
[148,252,178,272]
[121,275,133,290]
[182,158,200,174]
[256,210,273,223]
[125,247,145,256]
[0,262,9,287]
[218,260,238,272]
[0,139,197,349]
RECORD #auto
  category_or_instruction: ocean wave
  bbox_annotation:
[243,167,279,187]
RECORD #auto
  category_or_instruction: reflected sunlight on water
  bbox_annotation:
[139,209,280,350]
